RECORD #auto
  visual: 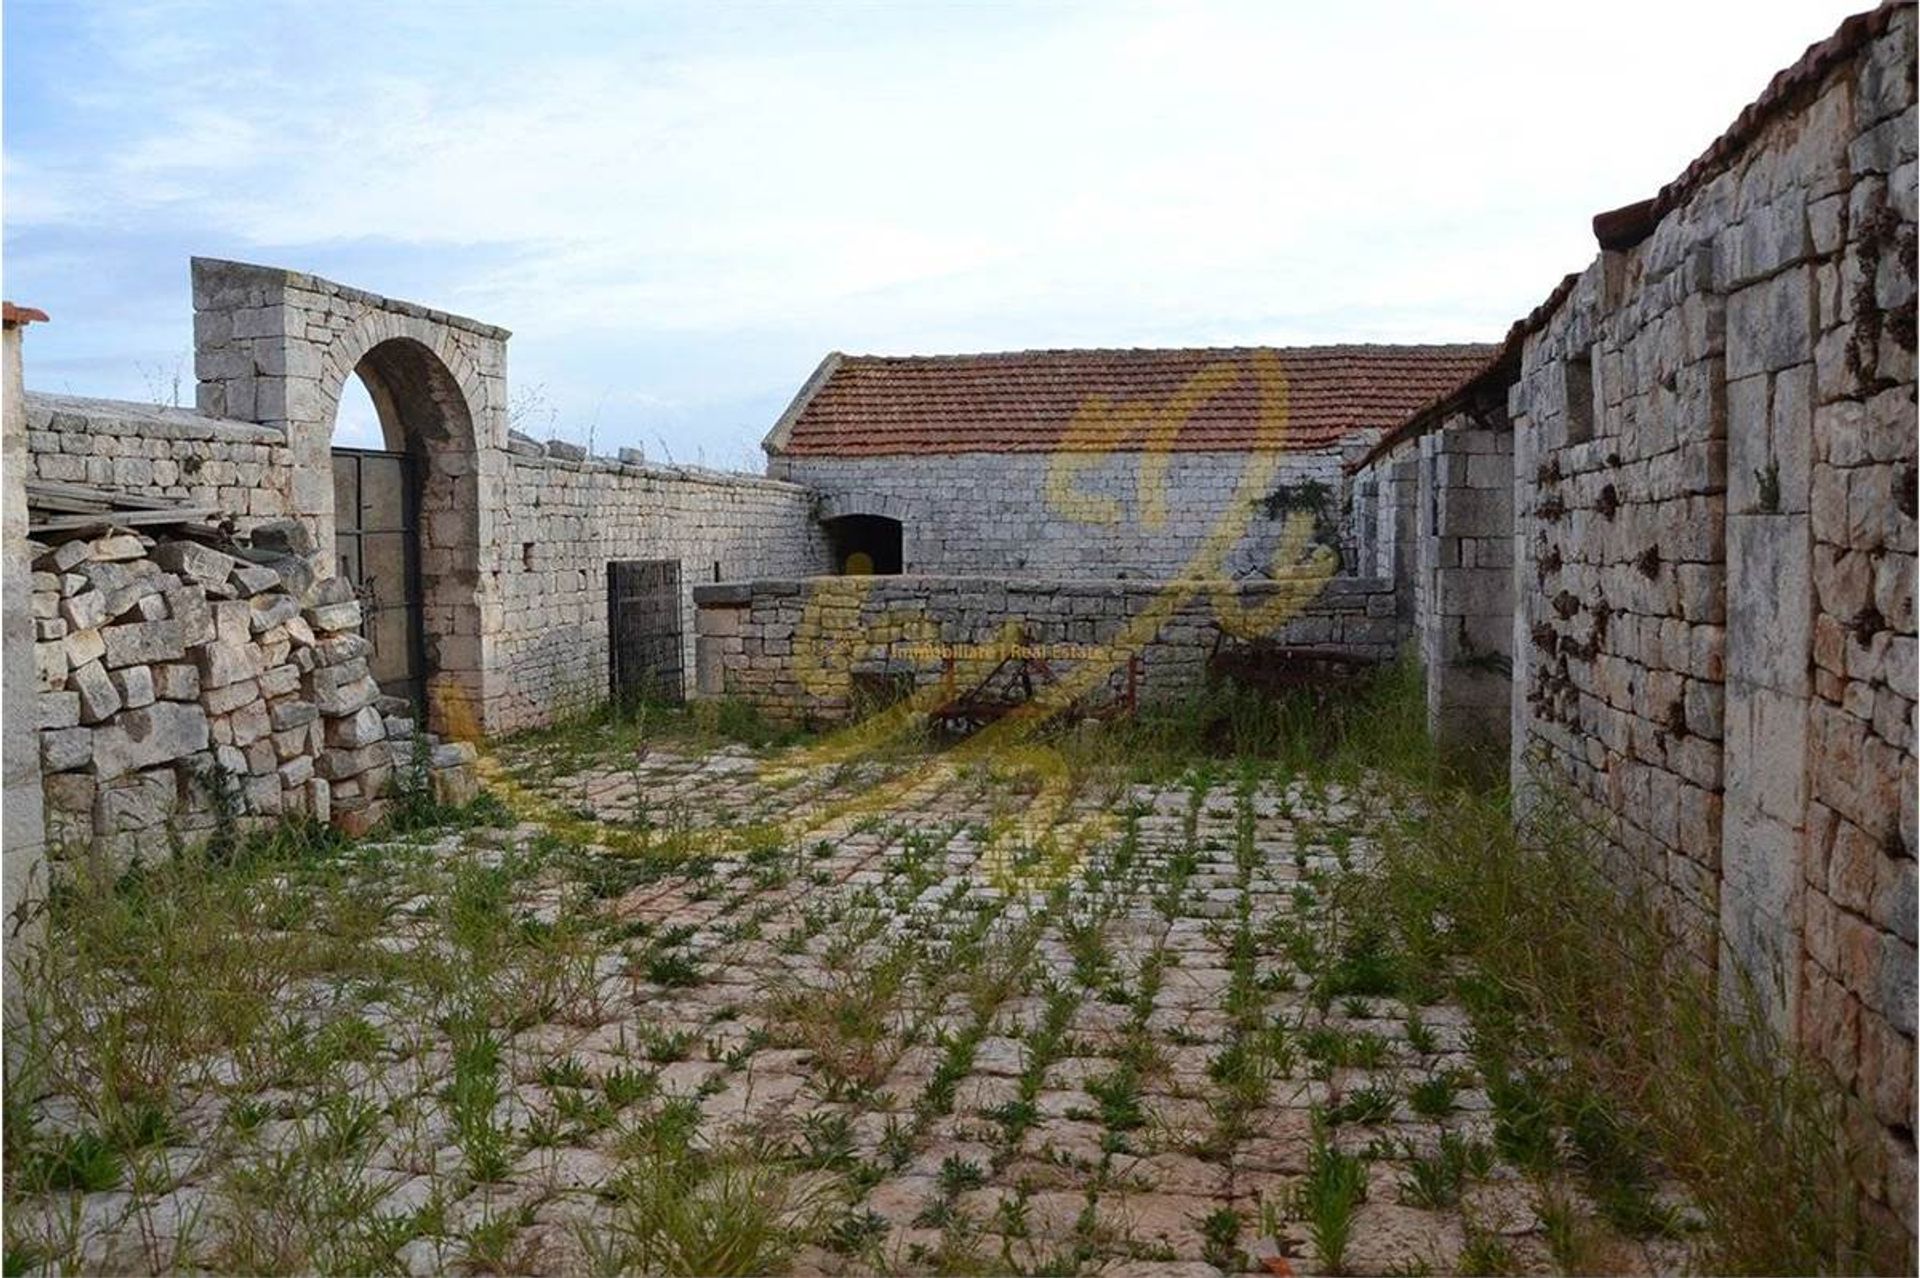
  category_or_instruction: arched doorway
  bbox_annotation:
[325,337,486,738]
[823,513,903,575]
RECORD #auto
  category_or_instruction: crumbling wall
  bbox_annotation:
[1511,2,1915,1230]
[490,441,831,732]
[30,522,477,869]
[780,451,1346,578]
[692,574,1402,724]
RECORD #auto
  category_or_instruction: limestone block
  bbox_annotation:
[70,659,122,724]
[110,665,156,710]
[36,540,91,573]
[204,677,261,716]
[91,534,148,563]
[230,564,281,597]
[102,619,184,669]
[197,641,257,690]
[60,590,108,633]
[228,699,272,748]
[326,704,387,748]
[1727,268,1814,379]
[78,559,166,619]
[39,726,93,772]
[153,541,236,587]
[268,697,320,731]
[316,742,392,781]
[306,601,362,633]
[313,672,379,718]
[63,626,105,670]
[166,586,215,648]
[36,691,80,731]
[153,663,200,701]
[259,663,301,698]
[92,702,210,780]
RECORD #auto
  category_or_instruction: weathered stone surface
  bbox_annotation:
[60,590,108,633]
[110,665,156,710]
[152,663,200,701]
[70,659,122,724]
[249,594,300,634]
[152,541,235,587]
[93,703,210,780]
[326,704,387,749]
[305,601,362,633]
[102,620,184,669]
[316,742,391,781]
[40,726,92,772]
[63,626,105,670]
[230,564,281,597]
[196,642,257,690]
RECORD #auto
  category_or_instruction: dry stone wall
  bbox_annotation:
[489,442,831,731]
[30,521,477,872]
[24,393,293,532]
[1509,3,1916,1231]
[692,574,1403,724]
[777,451,1347,578]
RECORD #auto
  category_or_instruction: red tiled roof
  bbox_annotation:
[769,345,1497,457]
[3,302,49,327]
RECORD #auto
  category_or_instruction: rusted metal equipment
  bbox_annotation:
[926,641,1140,735]
[1204,625,1378,693]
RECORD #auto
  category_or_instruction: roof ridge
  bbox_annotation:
[835,342,1497,363]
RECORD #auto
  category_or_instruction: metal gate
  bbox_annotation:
[608,559,684,706]
[332,448,426,713]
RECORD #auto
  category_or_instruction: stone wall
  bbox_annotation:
[1509,3,1915,1231]
[692,574,1403,724]
[24,393,293,533]
[489,441,831,732]
[776,450,1347,578]
[30,521,477,869]
[5,314,47,1014]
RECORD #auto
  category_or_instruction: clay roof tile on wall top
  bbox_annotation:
[769,344,1496,458]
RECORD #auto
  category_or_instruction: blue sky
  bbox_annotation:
[4,0,1869,466]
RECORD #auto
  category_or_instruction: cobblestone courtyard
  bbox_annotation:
[8,726,1691,1276]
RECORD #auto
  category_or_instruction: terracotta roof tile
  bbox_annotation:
[774,344,1497,457]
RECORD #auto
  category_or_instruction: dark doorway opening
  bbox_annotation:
[609,559,685,706]
[824,514,903,575]
[332,447,426,714]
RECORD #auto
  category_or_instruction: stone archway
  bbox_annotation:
[331,337,486,737]
[190,258,510,738]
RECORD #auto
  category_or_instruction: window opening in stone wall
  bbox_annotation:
[823,514,903,575]
[1565,352,1595,445]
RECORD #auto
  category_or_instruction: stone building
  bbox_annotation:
[763,346,1491,578]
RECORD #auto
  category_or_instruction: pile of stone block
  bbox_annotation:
[30,519,476,872]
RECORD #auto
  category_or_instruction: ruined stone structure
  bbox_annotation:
[766,347,1490,578]
[3,0,1910,1237]
[692,573,1402,723]
[184,258,831,737]
[1349,350,1521,757]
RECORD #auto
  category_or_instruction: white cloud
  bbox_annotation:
[4,0,1873,458]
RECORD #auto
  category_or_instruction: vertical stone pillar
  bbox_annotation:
[1721,268,1813,1037]
[3,304,48,1020]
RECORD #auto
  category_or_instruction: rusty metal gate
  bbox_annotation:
[332,447,426,713]
[608,559,684,706]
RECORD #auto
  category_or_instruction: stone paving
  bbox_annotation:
[5,735,1687,1275]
